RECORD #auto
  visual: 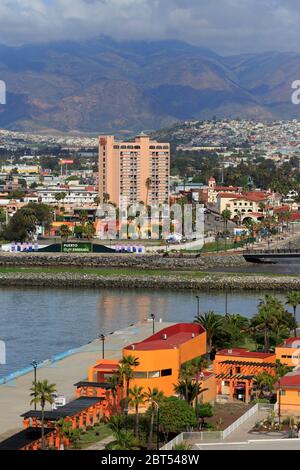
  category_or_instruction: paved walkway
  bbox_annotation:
[87,436,114,450]
[0,320,173,441]
[224,410,286,442]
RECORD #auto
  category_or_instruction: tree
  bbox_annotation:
[128,385,145,437]
[145,177,152,207]
[286,291,300,337]
[119,355,140,414]
[174,381,208,407]
[158,397,197,441]
[94,196,101,206]
[191,356,209,412]
[103,193,110,204]
[196,402,213,429]
[144,387,165,449]
[107,374,119,415]
[254,372,275,399]
[107,429,140,450]
[194,311,223,351]
[221,209,231,231]
[79,210,89,226]
[222,314,249,346]
[177,362,196,403]
[3,206,39,241]
[83,222,96,240]
[251,295,286,351]
[59,224,72,241]
[30,380,57,450]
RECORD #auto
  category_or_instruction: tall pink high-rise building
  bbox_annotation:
[98,133,170,206]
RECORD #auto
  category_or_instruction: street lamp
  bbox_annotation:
[150,313,155,335]
[278,377,281,427]
[31,360,38,411]
[99,334,105,359]
[196,296,200,316]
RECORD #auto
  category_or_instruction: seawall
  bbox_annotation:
[0,271,298,291]
[0,252,248,269]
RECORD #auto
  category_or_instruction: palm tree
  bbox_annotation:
[94,196,101,206]
[128,385,145,437]
[223,314,249,346]
[83,222,96,240]
[108,429,140,450]
[107,374,119,415]
[103,193,110,204]
[192,356,209,411]
[286,291,300,337]
[254,372,275,399]
[145,177,152,207]
[144,387,164,449]
[30,380,57,450]
[178,362,196,403]
[174,381,208,406]
[251,295,286,351]
[59,224,72,242]
[20,207,39,240]
[194,311,223,351]
[120,355,140,414]
[108,414,126,434]
[117,363,127,411]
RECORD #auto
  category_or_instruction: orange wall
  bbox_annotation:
[276,346,300,367]
[123,348,179,396]
[123,332,206,396]
[277,389,300,412]
[201,375,216,403]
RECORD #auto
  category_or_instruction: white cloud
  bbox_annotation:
[0,0,300,54]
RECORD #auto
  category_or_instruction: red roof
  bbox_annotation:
[124,323,205,351]
[216,348,275,360]
[215,186,240,191]
[274,372,300,389]
[278,337,300,348]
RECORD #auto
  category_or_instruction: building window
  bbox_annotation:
[148,370,160,378]
[133,372,147,379]
[280,390,286,396]
[161,369,172,377]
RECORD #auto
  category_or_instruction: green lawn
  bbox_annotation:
[78,423,112,449]
[0,266,298,279]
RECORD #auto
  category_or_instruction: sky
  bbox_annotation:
[1,0,300,55]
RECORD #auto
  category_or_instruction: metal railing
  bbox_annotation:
[160,403,277,450]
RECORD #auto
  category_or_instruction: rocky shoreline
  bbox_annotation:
[0,252,248,269]
[0,271,298,291]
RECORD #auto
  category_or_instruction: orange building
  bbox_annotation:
[88,359,119,383]
[276,337,300,367]
[274,371,300,412]
[98,134,170,206]
[214,348,277,403]
[122,323,207,396]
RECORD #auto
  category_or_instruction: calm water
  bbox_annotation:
[0,287,293,378]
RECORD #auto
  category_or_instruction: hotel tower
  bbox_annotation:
[98,133,170,206]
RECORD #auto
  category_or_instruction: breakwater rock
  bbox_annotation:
[0,272,298,291]
[0,252,247,270]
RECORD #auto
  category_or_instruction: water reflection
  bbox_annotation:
[0,287,293,378]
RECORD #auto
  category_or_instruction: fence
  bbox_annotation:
[160,403,277,450]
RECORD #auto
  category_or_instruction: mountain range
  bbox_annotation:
[0,37,300,134]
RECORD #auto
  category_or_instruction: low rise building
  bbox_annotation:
[276,337,300,367]
[214,348,277,403]
[123,323,207,396]
[274,371,300,413]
